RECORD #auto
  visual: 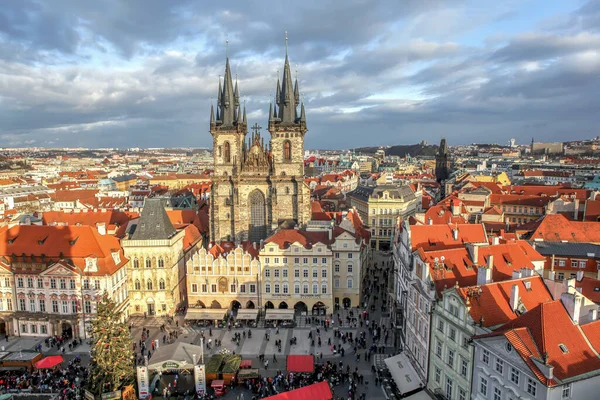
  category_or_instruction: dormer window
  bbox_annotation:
[85,257,98,272]
[111,251,121,265]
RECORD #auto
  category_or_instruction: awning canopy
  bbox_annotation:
[265,381,332,400]
[240,360,252,368]
[286,355,314,373]
[236,309,259,320]
[146,342,203,371]
[384,353,422,396]
[184,309,227,320]
[35,355,64,369]
[265,309,295,321]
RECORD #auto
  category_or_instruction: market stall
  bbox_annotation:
[265,309,295,328]
[35,355,64,369]
[234,309,259,327]
[286,355,314,373]
[205,354,241,385]
[264,381,332,400]
[185,309,227,326]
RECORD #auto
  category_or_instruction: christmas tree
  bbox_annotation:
[89,292,134,395]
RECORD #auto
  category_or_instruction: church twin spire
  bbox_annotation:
[211,45,246,128]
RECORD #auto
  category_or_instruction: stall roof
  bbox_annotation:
[1,352,39,361]
[265,309,295,321]
[265,381,332,400]
[184,309,227,320]
[384,353,422,396]
[236,309,259,320]
[286,355,314,373]
[35,355,64,369]
[146,342,203,370]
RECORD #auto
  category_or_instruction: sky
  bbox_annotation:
[0,0,599,149]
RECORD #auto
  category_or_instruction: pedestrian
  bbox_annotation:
[273,354,277,363]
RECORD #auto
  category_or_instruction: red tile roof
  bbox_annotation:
[459,276,552,328]
[0,225,127,275]
[50,189,99,203]
[575,277,600,303]
[530,214,600,243]
[38,210,138,238]
[409,224,487,251]
[584,199,600,222]
[265,229,333,249]
[490,194,552,207]
[502,185,590,201]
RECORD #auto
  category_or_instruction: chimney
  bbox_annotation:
[451,200,460,216]
[576,270,584,282]
[512,270,522,279]
[492,236,499,246]
[510,284,519,312]
[428,218,433,225]
[548,271,556,281]
[477,266,492,285]
[574,198,580,220]
[487,254,494,269]
[589,309,598,321]
[470,244,479,265]
[452,228,458,241]
[328,229,332,241]
[96,222,106,236]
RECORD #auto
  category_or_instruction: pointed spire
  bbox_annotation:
[294,78,299,104]
[234,74,240,105]
[279,42,297,123]
[217,77,222,105]
[268,103,274,122]
[242,101,247,125]
[300,102,306,122]
[219,55,236,126]
[275,77,281,106]
[210,104,215,124]
[236,104,242,123]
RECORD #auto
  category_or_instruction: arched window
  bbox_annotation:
[133,258,139,268]
[147,280,153,290]
[159,279,166,290]
[158,257,164,268]
[283,140,292,161]
[134,280,141,290]
[145,259,151,268]
[249,190,266,243]
[224,142,231,163]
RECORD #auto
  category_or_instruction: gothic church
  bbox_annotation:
[209,49,311,243]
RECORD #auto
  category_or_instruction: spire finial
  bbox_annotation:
[226,35,229,58]
[295,65,298,81]
[285,31,288,55]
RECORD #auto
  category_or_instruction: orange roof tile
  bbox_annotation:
[575,277,600,303]
[409,224,487,251]
[530,214,600,243]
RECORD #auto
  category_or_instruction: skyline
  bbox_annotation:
[0,1,599,149]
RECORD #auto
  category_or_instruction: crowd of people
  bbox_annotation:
[0,356,86,400]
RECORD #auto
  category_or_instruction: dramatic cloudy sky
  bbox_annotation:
[0,0,599,149]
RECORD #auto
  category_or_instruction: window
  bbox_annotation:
[303,257,308,264]
[446,378,453,399]
[274,269,280,278]
[334,279,340,289]
[230,284,236,293]
[19,298,26,311]
[312,269,318,278]
[348,253,353,259]
[283,140,291,161]
[51,300,58,313]
[146,258,152,268]
[559,260,566,267]
[224,141,231,163]
[249,284,256,293]
[294,257,300,264]
[347,264,353,273]
[558,272,565,280]
[4,278,10,287]
[83,279,90,289]
[211,284,217,292]
[302,284,309,294]
[240,285,246,293]
[321,284,327,294]
[436,342,442,358]
[21,324,27,333]
[70,279,76,289]
[159,279,165,290]
[27,278,33,288]
[31,325,37,334]
[283,257,287,264]
[303,269,309,278]
[482,349,490,365]
[335,252,340,259]
[274,284,280,294]
[438,320,444,333]
[579,260,586,269]
[494,387,502,400]
[322,269,327,278]
[294,269,299,278]
[94,280,101,290]
[294,284,300,294]
[312,284,318,294]
[39,299,45,313]
[133,258,139,268]
[71,300,77,313]
[571,260,578,268]
[283,269,288,278]
[135,280,141,290]
[459,388,466,400]
[61,301,68,314]
[265,269,271,278]
[527,378,537,396]
[265,284,271,294]
[562,384,571,399]
[495,358,504,374]
[265,258,270,264]
[335,263,340,273]
[191,283,198,293]
[510,367,520,385]
[84,301,91,314]
[29,299,35,312]
[434,367,441,383]
[347,278,353,289]
[283,283,289,294]
[201,284,207,293]
[59,279,66,289]
[147,280,153,290]
[480,377,488,396]
[447,349,455,367]
[17,278,23,288]
[449,328,456,342]
[461,358,468,377]
[6,299,12,311]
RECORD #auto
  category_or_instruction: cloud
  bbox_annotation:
[0,0,598,149]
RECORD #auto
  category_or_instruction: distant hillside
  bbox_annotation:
[355,143,439,157]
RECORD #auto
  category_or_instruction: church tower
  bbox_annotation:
[267,37,311,227]
[435,137,451,183]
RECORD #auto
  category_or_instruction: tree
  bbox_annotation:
[89,292,134,395]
